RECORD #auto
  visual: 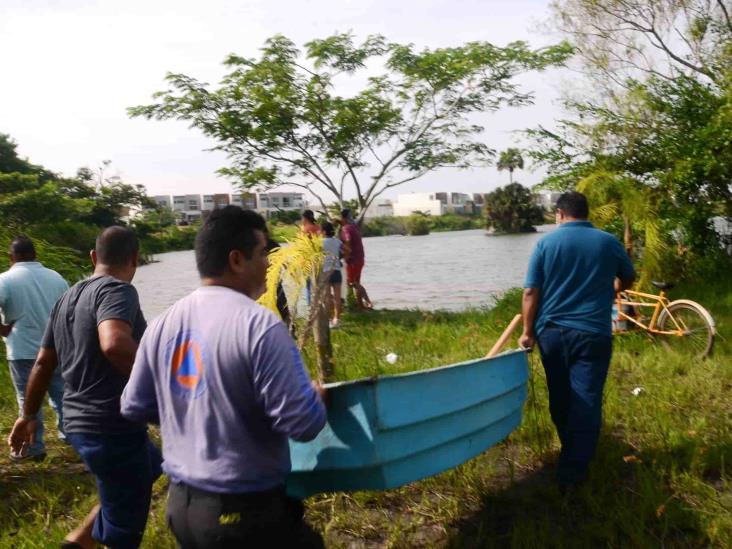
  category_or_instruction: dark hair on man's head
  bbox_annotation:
[340,208,352,221]
[302,209,316,223]
[10,236,36,261]
[321,221,335,237]
[95,226,139,266]
[556,191,589,219]
[195,206,267,278]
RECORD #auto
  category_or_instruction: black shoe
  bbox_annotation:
[9,450,47,463]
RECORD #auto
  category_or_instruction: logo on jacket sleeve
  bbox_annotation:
[165,331,208,400]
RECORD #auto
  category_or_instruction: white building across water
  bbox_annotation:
[152,191,306,223]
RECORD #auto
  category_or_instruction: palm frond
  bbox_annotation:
[258,233,325,319]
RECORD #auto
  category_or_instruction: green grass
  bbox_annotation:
[1,282,731,548]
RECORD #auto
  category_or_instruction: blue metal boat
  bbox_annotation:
[287,349,529,498]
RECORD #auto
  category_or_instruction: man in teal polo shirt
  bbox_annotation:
[0,236,68,461]
[519,191,635,490]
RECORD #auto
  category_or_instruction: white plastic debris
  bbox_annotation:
[631,387,644,396]
[385,353,398,364]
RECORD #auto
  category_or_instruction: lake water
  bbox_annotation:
[134,226,555,319]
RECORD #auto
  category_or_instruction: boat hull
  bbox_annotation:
[287,350,529,498]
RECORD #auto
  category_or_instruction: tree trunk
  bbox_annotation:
[623,215,633,255]
[311,271,335,382]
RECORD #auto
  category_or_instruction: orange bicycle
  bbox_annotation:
[613,281,716,358]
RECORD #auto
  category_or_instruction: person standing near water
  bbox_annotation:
[519,191,635,492]
[120,206,327,547]
[1,236,68,462]
[321,221,343,328]
[301,209,321,236]
[339,209,372,310]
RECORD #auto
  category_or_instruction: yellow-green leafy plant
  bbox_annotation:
[258,232,335,381]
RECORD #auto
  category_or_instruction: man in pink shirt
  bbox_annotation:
[339,209,372,310]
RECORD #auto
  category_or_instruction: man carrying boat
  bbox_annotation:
[519,191,635,491]
[120,206,327,547]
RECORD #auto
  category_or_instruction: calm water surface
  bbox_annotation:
[135,226,555,319]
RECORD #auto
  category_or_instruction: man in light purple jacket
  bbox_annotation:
[121,206,327,548]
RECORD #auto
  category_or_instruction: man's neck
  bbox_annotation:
[93,265,131,282]
[200,277,257,300]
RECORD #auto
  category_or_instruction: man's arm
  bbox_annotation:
[98,319,138,376]
[120,331,159,424]
[519,288,541,350]
[252,324,327,442]
[8,347,58,453]
[0,280,13,336]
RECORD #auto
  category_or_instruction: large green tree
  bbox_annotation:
[484,182,544,233]
[527,0,732,280]
[130,33,571,221]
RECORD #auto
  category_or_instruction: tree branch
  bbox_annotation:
[717,0,732,33]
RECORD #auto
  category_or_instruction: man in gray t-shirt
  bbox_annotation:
[9,226,161,549]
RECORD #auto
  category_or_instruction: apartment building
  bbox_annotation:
[392,193,446,217]
[362,198,394,219]
[435,192,473,215]
[257,192,305,217]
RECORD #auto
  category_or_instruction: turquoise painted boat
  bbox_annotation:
[287,349,529,498]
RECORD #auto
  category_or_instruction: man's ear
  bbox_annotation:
[131,252,140,268]
[90,249,98,268]
[228,249,247,274]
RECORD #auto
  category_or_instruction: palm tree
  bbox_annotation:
[496,148,524,184]
[577,171,664,285]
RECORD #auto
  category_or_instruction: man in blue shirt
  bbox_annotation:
[121,206,327,547]
[0,236,68,461]
[519,191,635,490]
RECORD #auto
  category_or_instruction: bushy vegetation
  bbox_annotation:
[0,133,200,270]
[360,214,483,237]
[484,182,545,233]
[404,213,431,236]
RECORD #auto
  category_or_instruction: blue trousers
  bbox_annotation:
[8,359,65,456]
[67,431,163,549]
[537,325,612,484]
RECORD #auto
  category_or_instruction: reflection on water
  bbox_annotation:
[134,226,555,320]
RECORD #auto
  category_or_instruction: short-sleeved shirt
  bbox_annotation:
[340,223,364,263]
[120,286,327,494]
[42,275,147,433]
[0,262,68,360]
[524,221,635,336]
[322,237,342,272]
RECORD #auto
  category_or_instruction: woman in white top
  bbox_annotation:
[320,221,343,328]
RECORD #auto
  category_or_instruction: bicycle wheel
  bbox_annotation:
[656,300,715,358]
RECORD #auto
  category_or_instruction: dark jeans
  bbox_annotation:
[166,481,324,549]
[537,325,612,484]
[66,431,163,549]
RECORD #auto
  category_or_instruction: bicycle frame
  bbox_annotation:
[615,290,686,336]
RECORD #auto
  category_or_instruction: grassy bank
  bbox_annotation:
[1,280,731,547]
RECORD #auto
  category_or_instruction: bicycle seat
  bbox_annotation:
[651,281,675,290]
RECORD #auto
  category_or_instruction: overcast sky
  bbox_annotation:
[1,0,572,200]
